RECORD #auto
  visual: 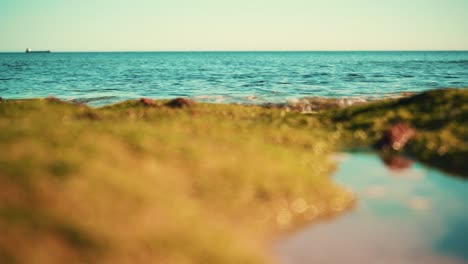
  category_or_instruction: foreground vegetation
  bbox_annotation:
[0,98,353,264]
[0,88,466,264]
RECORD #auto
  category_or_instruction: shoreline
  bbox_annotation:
[1,88,466,177]
[1,90,419,108]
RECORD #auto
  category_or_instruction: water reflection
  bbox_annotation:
[275,153,468,264]
[380,153,413,171]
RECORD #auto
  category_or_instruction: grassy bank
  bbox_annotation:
[0,98,353,264]
[0,88,466,264]
[320,88,467,176]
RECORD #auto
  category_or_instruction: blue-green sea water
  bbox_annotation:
[1,51,467,106]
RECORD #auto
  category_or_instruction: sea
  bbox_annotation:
[1,51,467,106]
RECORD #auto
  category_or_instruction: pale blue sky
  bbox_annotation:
[1,0,467,51]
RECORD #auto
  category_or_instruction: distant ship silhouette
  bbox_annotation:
[25,48,51,53]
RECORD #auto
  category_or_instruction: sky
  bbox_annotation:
[0,0,467,51]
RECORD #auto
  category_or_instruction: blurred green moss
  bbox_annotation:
[0,88,465,264]
[0,97,350,264]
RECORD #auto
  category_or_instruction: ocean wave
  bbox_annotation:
[193,95,226,102]
[344,73,366,80]
[241,82,264,87]
[69,96,119,104]
[445,60,468,64]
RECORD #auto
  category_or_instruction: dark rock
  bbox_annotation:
[0,97,4,103]
[165,98,195,108]
[140,98,155,107]
[375,123,416,151]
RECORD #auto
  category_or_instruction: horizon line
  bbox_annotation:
[1,49,468,53]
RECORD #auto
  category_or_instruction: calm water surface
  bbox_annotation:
[1,51,467,106]
[275,153,468,264]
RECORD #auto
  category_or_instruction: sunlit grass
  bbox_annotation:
[0,88,465,264]
[0,98,351,264]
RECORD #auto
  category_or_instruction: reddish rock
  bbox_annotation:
[165,98,195,108]
[46,96,63,102]
[140,98,155,106]
[376,123,416,151]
